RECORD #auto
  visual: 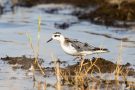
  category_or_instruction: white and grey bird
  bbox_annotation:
[47,32,109,58]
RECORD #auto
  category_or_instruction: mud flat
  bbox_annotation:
[1,56,135,89]
[16,0,135,28]
[17,0,105,7]
[62,57,135,75]
[78,2,135,28]
[0,55,44,70]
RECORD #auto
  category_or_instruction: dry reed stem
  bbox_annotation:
[84,58,99,76]
[38,82,41,90]
[51,54,61,90]
[79,58,84,72]
[26,33,45,75]
[114,41,123,86]
[26,16,45,76]
[43,82,46,90]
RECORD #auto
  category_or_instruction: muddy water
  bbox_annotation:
[0,60,35,90]
[0,4,135,90]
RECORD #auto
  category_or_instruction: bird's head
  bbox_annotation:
[47,32,65,43]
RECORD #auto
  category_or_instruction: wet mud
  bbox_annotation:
[1,55,44,70]
[1,56,134,76]
[78,3,135,27]
[61,57,135,76]
[60,58,135,89]
[1,56,135,89]
[1,0,135,28]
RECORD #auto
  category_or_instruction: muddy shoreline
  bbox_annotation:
[17,0,105,7]
[1,55,135,76]
[1,0,135,28]
[16,0,135,28]
[78,3,135,28]
[1,55,135,89]
[1,55,44,70]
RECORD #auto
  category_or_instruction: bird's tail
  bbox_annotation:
[92,47,109,54]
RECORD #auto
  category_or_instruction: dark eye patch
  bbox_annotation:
[54,35,60,37]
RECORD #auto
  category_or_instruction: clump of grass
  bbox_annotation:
[113,42,133,89]
[59,56,102,89]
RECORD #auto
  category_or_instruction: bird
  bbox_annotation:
[47,32,109,59]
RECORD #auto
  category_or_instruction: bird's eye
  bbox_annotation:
[54,35,57,37]
[54,35,60,37]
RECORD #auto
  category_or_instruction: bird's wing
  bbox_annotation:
[65,37,109,52]
[65,38,95,52]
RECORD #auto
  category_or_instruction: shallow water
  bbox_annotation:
[0,4,135,90]
[0,5,135,64]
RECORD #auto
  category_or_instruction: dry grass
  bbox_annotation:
[26,16,45,76]
[51,54,61,90]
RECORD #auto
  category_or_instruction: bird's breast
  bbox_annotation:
[61,43,78,55]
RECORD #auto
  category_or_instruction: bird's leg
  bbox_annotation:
[75,56,84,61]
[80,55,85,61]
[80,56,83,60]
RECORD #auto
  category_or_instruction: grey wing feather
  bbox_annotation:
[65,38,109,52]
[67,38,95,52]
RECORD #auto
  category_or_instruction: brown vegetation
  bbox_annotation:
[16,0,135,27]
[78,2,135,27]
[18,0,105,7]
[61,58,134,76]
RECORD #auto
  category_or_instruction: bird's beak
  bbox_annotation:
[47,38,53,43]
